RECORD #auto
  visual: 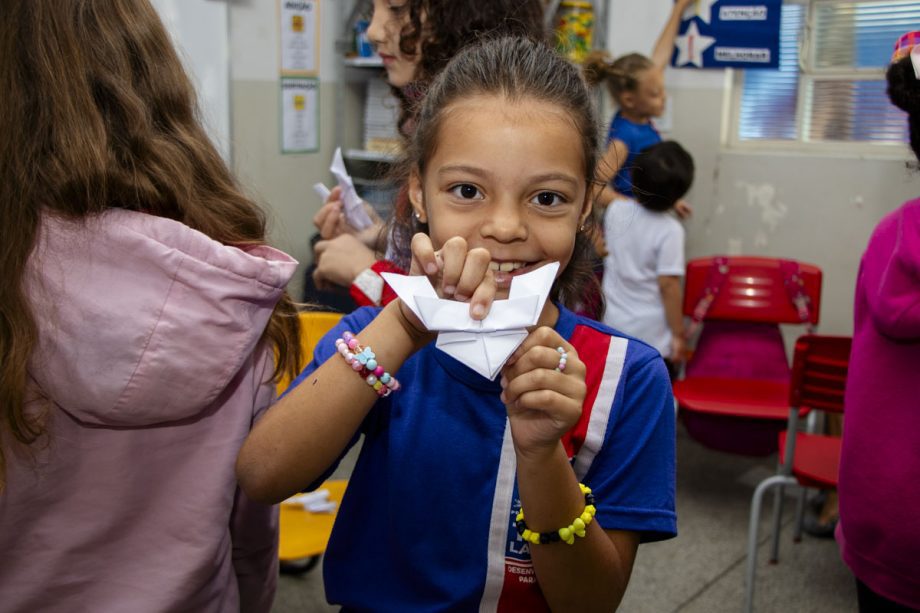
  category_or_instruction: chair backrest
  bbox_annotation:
[683,256,822,325]
[276,311,343,396]
[788,334,851,414]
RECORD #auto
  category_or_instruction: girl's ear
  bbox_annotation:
[579,190,594,229]
[408,171,427,223]
[619,90,636,111]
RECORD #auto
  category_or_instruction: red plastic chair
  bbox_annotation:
[673,256,823,456]
[742,334,851,613]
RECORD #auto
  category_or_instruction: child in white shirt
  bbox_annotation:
[602,141,694,378]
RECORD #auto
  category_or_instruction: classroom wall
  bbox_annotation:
[611,0,919,336]
[228,0,347,301]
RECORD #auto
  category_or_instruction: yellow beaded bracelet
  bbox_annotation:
[515,483,597,545]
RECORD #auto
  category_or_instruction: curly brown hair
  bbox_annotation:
[389,0,547,134]
[0,0,300,489]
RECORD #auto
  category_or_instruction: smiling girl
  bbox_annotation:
[238,37,676,611]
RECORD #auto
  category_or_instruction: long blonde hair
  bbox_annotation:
[0,0,300,489]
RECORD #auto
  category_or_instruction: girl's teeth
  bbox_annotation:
[489,261,524,272]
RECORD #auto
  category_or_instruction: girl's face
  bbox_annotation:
[367,0,421,88]
[408,95,591,300]
[627,68,666,120]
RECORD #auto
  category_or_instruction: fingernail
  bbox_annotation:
[500,391,507,403]
[443,285,455,296]
[471,304,485,318]
[455,294,469,302]
[425,263,438,275]
[500,376,507,388]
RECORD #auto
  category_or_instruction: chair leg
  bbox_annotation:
[792,487,808,543]
[769,482,785,563]
[744,475,797,613]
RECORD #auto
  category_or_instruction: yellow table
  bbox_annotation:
[279,480,347,567]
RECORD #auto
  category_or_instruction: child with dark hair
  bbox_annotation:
[239,36,676,611]
[602,141,695,378]
[837,32,920,612]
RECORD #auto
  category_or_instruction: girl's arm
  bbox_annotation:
[237,234,495,503]
[650,0,695,71]
[658,274,687,362]
[501,328,640,609]
[594,139,629,209]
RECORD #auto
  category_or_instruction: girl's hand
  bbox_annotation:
[394,233,497,341]
[500,327,587,459]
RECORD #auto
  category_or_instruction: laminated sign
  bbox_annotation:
[672,0,781,69]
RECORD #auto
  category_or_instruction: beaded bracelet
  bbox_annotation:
[515,483,597,545]
[334,331,401,397]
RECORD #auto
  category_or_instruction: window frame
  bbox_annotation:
[726,0,912,157]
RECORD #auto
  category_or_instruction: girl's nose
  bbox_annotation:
[367,5,385,46]
[480,200,527,243]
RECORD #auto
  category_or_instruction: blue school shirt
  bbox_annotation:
[607,111,662,199]
[290,304,676,612]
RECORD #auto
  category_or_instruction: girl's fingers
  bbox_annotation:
[410,232,440,277]
[453,247,492,301]
[438,237,469,297]
[467,267,496,320]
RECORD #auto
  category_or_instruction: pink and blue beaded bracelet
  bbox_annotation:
[335,331,400,397]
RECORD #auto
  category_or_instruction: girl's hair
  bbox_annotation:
[632,141,695,213]
[390,36,602,310]
[887,55,920,161]
[583,50,655,103]
[390,0,547,134]
[0,0,300,488]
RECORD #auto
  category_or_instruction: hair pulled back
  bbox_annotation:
[582,50,654,103]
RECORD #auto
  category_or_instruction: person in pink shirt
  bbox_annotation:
[837,33,920,612]
[0,1,301,611]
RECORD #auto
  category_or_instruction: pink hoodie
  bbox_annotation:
[0,209,297,612]
[837,197,920,608]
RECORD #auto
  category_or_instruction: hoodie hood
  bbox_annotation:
[859,197,920,341]
[26,208,297,427]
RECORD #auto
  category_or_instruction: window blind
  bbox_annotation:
[738,4,805,141]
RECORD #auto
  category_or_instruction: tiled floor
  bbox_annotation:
[272,423,856,612]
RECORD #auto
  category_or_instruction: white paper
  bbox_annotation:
[330,148,373,230]
[280,0,318,75]
[382,262,559,379]
[313,182,331,202]
[281,78,318,153]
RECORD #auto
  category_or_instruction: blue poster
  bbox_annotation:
[671,0,781,69]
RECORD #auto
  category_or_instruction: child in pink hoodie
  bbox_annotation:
[836,34,920,611]
[0,2,301,611]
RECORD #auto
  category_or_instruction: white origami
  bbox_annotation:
[382,262,559,379]
[330,147,374,231]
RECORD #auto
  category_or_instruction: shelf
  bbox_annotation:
[345,148,398,163]
[343,56,384,68]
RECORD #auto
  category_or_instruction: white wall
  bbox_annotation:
[607,0,918,335]
[229,0,348,300]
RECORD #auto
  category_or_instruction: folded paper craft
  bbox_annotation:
[330,147,374,231]
[381,262,559,379]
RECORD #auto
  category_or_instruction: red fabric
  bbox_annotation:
[349,260,405,307]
